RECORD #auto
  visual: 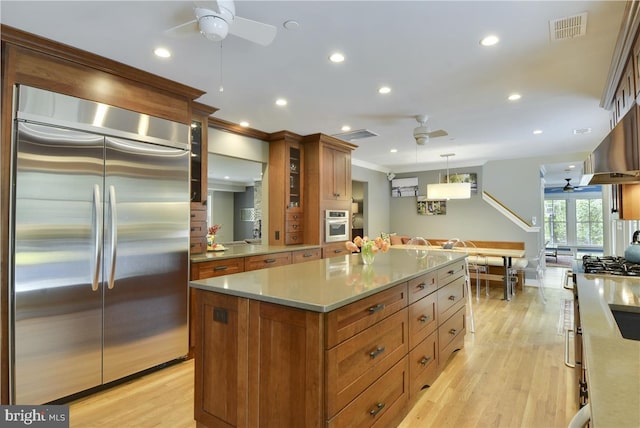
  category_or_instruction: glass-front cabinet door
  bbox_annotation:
[288,145,302,209]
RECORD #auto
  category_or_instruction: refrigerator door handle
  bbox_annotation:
[92,184,103,291]
[108,185,118,290]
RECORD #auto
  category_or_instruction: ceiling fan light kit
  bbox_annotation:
[427,154,471,200]
[413,114,448,145]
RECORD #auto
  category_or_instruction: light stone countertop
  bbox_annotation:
[190,244,321,263]
[576,273,640,428]
[190,250,467,312]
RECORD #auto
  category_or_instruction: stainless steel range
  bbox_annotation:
[582,255,640,276]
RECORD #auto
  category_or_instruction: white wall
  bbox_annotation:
[210,191,234,243]
[351,165,390,238]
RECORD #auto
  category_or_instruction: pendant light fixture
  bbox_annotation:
[426,153,471,200]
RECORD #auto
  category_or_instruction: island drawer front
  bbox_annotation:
[192,257,245,280]
[437,275,465,322]
[438,306,466,358]
[326,308,408,416]
[327,356,409,428]
[291,248,322,264]
[407,271,437,304]
[245,252,292,271]
[437,261,466,285]
[409,331,438,399]
[325,283,408,348]
[285,232,303,245]
[408,292,437,349]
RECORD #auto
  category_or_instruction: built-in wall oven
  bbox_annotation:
[325,210,349,242]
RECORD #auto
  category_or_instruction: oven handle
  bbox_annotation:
[565,329,575,368]
[326,218,349,226]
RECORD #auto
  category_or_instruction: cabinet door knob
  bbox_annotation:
[417,282,426,290]
[420,356,431,366]
[449,328,458,335]
[448,295,456,301]
[419,315,430,323]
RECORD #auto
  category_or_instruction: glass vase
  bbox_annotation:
[361,245,376,265]
[206,234,215,249]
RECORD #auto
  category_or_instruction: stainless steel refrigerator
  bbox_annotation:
[9,86,190,404]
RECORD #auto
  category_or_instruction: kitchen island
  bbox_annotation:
[190,250,468,427]
[576,273,640,427]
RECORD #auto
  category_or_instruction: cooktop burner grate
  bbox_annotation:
[582,255,640,276]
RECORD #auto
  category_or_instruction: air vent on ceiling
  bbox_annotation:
[332,129,379,141]
[549,12,588,41]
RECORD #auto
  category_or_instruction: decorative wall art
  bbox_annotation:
[391,177,419,197]
[443,173,478,193]
[417,196,447,215]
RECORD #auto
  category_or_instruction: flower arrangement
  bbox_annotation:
[345,235,389,264]
[208,224,222,235]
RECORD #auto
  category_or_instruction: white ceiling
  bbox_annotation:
[0,1,626,187]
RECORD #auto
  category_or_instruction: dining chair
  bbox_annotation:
[509,246,547,303]
[448,239,476,333]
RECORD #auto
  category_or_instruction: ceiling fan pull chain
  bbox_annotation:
[219,42,224,92]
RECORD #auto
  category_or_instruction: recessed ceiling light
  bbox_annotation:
[224,176,230,180]
[154,47,171,58]
[533,129,543,135]
[341,125,351,132]
[275,98,288,106]
[573,127,592,135]
[240,121,249,127]
[378,86,391,94]
[329,52,345,63]
[508,93,522,101]
[390,149,398,153]
[568,164,576,169]
[480,35,499,46]
[283,20,299,30]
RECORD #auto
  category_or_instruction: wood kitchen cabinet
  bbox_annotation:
[268,131,305,245]
[301,133,357,245]
[619,183,640,219]
[192,258,466,428]
[190,101,217,254]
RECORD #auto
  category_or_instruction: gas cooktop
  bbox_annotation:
[582,255,640,277]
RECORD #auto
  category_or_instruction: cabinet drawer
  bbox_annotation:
[286,211,303,222]
[190,237,207,255]
[326,309,408,417]
[327,357,409,428]
[190,221,207,237]
[438,306,465,362]
[286,219,303,233]
[408,272,437,304]
[291,248,321,264]
[437,275,465,322]
[409,331,438,399]
[408,292,437,349]
[244,252,291,271]
[190,208,207,222]
[326,283,408,348]
[192,257,245,280]
[437,261,466,285]
[322,242,350,259]
[285,232,303,245]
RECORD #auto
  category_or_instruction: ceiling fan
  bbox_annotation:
[563,178,584,192]
[165,0,277,46]
[413,115,448,145]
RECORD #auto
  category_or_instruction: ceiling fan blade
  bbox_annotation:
[230,16,277,46]
[165,19,199,38]
[427,129,448,138]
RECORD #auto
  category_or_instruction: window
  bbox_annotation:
[544,200,567,244]
[576,199,603,245]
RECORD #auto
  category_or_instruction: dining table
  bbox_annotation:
[392,245,526,301]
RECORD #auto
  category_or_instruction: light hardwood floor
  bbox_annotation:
[68,268,578,428]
